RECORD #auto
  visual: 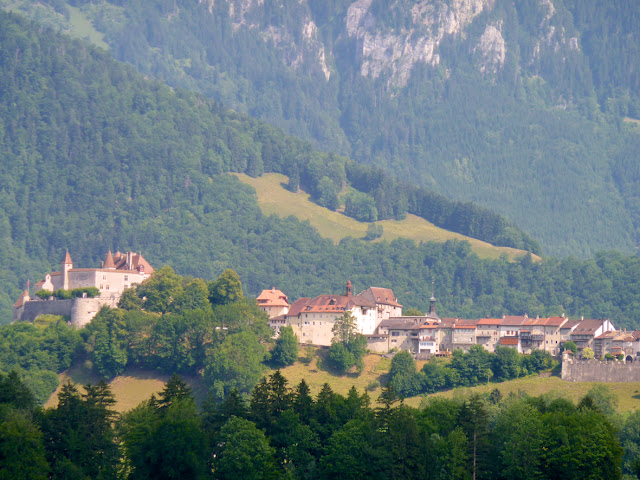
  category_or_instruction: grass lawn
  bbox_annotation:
[428,375,640,412]
[66,5,109,50]
[47,353,640,413]
[234,173,539,262]
[46,363,206,413]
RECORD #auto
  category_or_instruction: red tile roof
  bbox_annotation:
[13,290,29,308]
[357,287,402,307]
[478,318,502,326]
[256,288,289,307]
[502,316,528,326]
[103,250,116,269]
[571,319,607,336]
[286,298,311,317]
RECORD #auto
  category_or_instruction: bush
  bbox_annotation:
[344,191,377,222]
[364,223,383,240]
[35,290,53,299]
[71,287,100,298]
[53,289,73,299]
[366,380,380,391]
[270,326,298,367]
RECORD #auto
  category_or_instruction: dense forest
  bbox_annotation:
[0,10,539,321]
[1,11,640,332]
[3,0,640,255]
[1,367,638,479]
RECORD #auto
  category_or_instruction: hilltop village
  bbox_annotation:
[13,252,638,361]
[259,282,638,361]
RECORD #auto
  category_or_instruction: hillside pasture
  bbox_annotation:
[235,173,539,262]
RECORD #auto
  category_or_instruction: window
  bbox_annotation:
[392,332,400,337]
[103,275,106,280]
[100,285,103,289]
[106,285,109,290]
[391,339,397,343]
[313,322,315,326]
[124,275,128,281]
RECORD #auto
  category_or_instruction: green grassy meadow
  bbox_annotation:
[47,352,640,413]
[235,173,539,262]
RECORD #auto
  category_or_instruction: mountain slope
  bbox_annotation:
[2,11,640,332]
[6,0,638,256]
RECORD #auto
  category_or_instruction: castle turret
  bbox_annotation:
[62,250,73,290]
[346,280,353,297]
[103,250,116,270]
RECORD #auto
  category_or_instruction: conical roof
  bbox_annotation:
[103,250,116,269]
[62,250,73,265]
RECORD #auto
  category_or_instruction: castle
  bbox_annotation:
[13,250,154,327]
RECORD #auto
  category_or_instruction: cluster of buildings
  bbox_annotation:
[13,252,640,361]
[259,282,640,360]
[13,251,154,327]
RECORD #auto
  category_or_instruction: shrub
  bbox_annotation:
[366,380,380,391]
[35,290,53,299]
[71,287,100,298]
[53,289,73,299]
[364,223,383,240]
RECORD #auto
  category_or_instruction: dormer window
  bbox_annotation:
[329,299,336,305]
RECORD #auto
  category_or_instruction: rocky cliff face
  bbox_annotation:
[346,0,492,87]
[200,0,582,89]
[209,0,331,80]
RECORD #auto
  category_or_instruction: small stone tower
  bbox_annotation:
[62,250,73,290]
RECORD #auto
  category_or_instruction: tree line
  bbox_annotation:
[388,348,554,398]
[0,367,634,479]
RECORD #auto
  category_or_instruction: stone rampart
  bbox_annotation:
[15,296,119,328]
[562,356,640,382]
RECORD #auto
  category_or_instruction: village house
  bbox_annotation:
[263,285,625,359]
[282,281,401,346]
[373,316,424,353]
[475,318,502,352]
[452,319,479,352]
[569,318,615,352]
[14,250,153,327]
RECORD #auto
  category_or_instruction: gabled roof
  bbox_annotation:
[112,252,154,273]
[595,330,619,340]
[379,317,424,330]
[286,298,311,317]
[257,288,289,307]
[302,293,375,313]
[440,318,458,328]
[545,316,568,327]
[357,287,402,307]
[501,315,528,326]
[478,318,502,326]
[571,319,608,336]
[13,289,29,308]
[560,319,581,330]
[454,319,479,329]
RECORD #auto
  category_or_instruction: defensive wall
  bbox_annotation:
[562,355,640,382]
[14,297,119,328]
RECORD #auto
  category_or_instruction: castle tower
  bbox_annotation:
[62,250,73,290]
[346,280,353,297]
[103,250,116,270]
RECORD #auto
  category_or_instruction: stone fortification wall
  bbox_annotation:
[562,356,640,382]
[18,299,74,322]
[366,335,389,353]
[15,297,119,328]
